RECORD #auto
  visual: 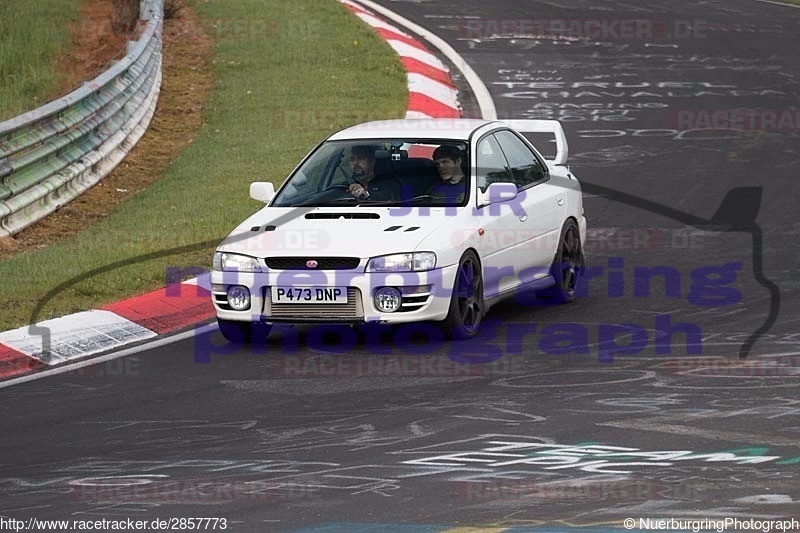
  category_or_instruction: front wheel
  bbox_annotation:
[217,319,272,344]
[536,219,585,304]
[441,250,485,339]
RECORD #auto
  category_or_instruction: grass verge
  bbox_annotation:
[0,0,81,120]
[0,0,140,121]
[0,0,407,331]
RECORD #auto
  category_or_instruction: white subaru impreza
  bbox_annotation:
[211,118,586,341]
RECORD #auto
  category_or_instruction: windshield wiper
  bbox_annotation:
[298,198,406,207]
[293,197,359,207]
[356,199,403,206]
[292,195,443,208]
[353,195,439,206]
[399,194,435,203]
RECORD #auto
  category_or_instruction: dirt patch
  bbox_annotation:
[0,2,213,258]
[56,0,136,96]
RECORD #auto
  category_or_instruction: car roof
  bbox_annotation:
[326,118,498,141]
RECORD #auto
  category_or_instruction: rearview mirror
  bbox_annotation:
[478,182,518,208]
[250,182,275,203]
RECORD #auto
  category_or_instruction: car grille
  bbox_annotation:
[264,257,361,270]
[264,287,363,320]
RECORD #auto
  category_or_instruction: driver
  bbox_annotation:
[347,145,400,201]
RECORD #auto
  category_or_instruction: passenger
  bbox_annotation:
[427,144,467,204]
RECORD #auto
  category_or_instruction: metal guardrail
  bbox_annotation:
[0,0,164,237]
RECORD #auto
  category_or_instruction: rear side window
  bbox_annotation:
[494,129,547,190]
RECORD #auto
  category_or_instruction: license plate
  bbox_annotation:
[271,286,348,304]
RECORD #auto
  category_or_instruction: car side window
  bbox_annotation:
[476,134,512,193]
[494,130,547,191]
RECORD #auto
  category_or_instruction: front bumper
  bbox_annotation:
[211,266,459,324]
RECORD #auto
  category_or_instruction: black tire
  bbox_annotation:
[536,219,585,304]
[442,250,485,339]
[217,319,272,344]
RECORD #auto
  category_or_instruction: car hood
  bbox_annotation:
[217,207,448,259]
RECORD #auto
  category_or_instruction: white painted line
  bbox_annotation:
[353,12,411,36]
[340,0,372,15]
[0,323,217,390]
[494,370,656,388]
[754,0,800,7]
[599,417,800,446]
[350,0,497,119]
[0,310,156,364]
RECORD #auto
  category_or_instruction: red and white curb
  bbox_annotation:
[0,2,462,382]
[0,279,214,379]
[342,0,461,118]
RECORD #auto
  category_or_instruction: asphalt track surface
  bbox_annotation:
[2,1,799,531]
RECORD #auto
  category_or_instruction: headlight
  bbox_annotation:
[213,252,261,272]
[367,252,436,272]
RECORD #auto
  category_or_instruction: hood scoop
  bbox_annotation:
[305,212,380,220]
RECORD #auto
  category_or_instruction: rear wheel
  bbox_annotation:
[217,319,271,344]
[536,219,584,304]
[442,250,485,339]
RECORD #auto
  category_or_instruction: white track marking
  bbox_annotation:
[0,323,217,389]
[350,0,497,119]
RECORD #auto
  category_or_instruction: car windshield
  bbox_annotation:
[271,139,470,207]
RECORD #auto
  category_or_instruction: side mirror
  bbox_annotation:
[478,182,518,208]
[250,182,275,204]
